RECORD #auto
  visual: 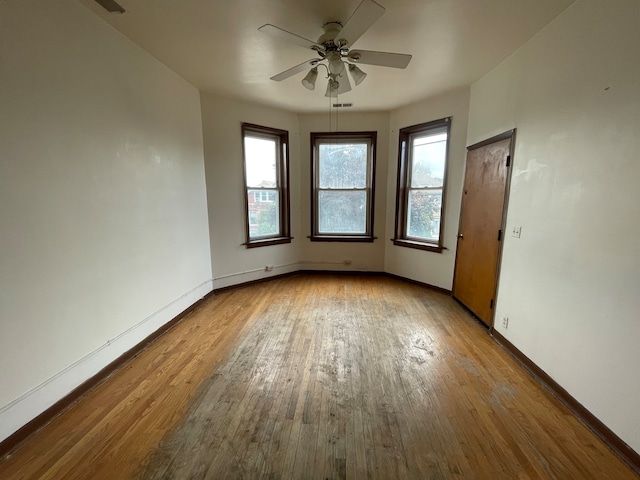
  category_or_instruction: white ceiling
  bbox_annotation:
[79,0,575,113]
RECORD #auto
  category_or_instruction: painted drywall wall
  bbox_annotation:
[468,0,640,452]
[298,112,390,272]
[200,93,301,289]
[385,90,470,290]
[0,0,212,441]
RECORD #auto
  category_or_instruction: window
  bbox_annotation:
[394,117,451,252]
[242,123,291,248]
[310,132,376,241]
[251,190,276,203]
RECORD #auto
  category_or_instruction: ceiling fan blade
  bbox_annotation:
[270,59,320,82]
[259,24,325,52]
[336,0,385,48]
[348,50,412,69]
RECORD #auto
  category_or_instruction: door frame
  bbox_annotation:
[452,129,516,330]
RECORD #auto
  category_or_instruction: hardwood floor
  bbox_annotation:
[0,274,636,479]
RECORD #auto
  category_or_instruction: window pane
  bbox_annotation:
[244,136,277,188]
[406,190,442,241]
[249,190,278,203]
[318,143,368,188]
[411,133,447,188]
[248,190,279,238]
[318,190,366,234]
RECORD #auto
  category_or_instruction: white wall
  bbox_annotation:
[385,89,470,290]
[0,0,212,441]
[202,100,467,282]
[468,0,640,452]
[298,112,390,272]
[200,93,301,289]
[6,0,636,456]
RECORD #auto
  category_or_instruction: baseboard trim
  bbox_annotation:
[296,269,452,297]
[492,330,640,475]
[0,285,214,458]
[383,272,452,296]
[212,271,298,294]
[212,270,452,297]
[297,269,385,276]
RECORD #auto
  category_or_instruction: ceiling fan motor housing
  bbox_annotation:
[318,22,343,47]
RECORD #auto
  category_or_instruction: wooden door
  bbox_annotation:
[452,132,514,327]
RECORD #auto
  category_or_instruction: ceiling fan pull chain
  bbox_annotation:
[329,92,332,133]
[336,93,339,132]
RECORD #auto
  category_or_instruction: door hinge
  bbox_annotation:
[506,155,511,167]
[490,299,494,309]
[498,229,503,241]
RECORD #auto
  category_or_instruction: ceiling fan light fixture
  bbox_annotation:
[337,71,352,94]
[302,67,318,90]
[348,64,367,85]
[327,52,346,76]
[325,77,339,98]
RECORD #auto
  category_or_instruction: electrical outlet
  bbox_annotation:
[502,317,509,329]
[342,260,352,266]
[265,265,274,272]
[511,226,522,238]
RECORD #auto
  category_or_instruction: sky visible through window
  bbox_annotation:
[411,133,446,187]
[407,132,447,241]
[244,136,276,187]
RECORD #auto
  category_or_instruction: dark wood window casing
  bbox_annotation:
[242,123,292,248]
[310,131,377,242]
[393,117,451,253]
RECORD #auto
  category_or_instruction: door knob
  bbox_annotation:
[457,233,464,239]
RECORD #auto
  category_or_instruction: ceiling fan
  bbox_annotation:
[259,0,412,97]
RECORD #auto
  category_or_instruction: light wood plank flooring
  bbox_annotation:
[0,274,637,479]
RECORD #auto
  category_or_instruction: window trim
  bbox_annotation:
[310,131,377,242]
[393,117,451,253]
[241,123,292,248]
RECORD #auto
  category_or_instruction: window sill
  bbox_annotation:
[392,238,443,253]
[309,235,376,243]
[245,236,293,248]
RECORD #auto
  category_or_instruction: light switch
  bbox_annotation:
[511,226,522,238]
